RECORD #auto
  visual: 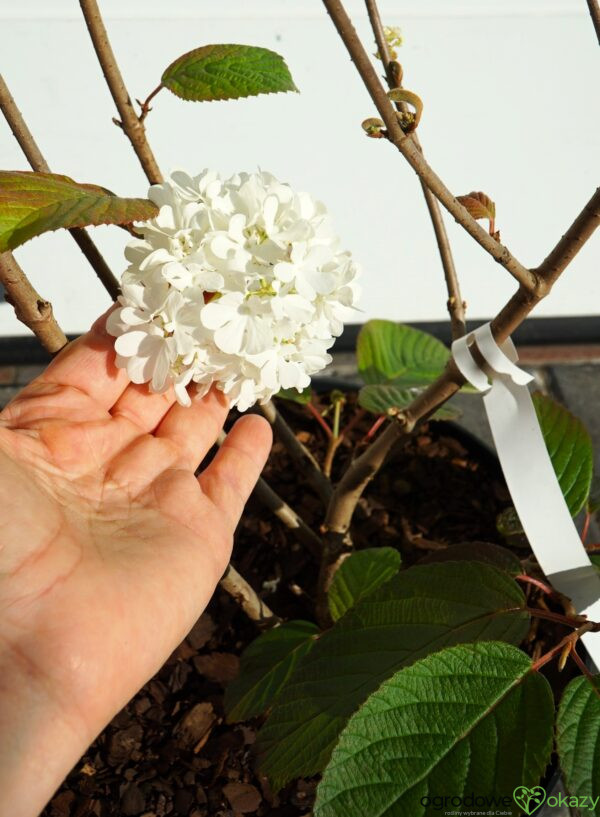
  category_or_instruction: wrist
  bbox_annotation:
[0,647,93,817]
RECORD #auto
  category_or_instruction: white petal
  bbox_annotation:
[214,318,246,354]
[114,330,151,357]
[201,296,239,330]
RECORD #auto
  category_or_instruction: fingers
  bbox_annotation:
[198,414,272,530]
[111,383,177,435]
[154,387,230,470]
[31,308,130,410]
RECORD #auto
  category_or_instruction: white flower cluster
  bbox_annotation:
[108,170,360,410]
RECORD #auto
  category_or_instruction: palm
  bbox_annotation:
[0,315,271,749]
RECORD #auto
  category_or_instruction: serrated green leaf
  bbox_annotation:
[533,392,593,517]
[328,548,401,622]
[357,320,450,387]
[418,541,522,576]
[161,44,298,103]
[556,674,600,815]
[358,382,460,420]
[315,642,553,817]
[256,561,529,788]
[275,386,313,405]
[0,171,157,252]
[224,620,318,723]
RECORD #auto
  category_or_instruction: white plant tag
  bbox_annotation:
[452,323,600,668]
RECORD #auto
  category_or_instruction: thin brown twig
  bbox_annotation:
[219,564,280,627]
[252,477,323,560]
[0,252,68,354]
[260,400,333,503]
[516,574,555,598]
[216,430,323,559]
[569,643,597,682]
[524,606,589,630]
[0,73,121,301]
[79,0,163,186]
[307,401,333,437]
[532,623,594,672]
[364,0,466,338]
[322,0,537,292]
[586,0,600,45]
[138,84,164,123]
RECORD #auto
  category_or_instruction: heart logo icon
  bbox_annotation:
[513,786,546,815]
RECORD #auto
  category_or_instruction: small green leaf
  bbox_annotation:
[224,621,318,723]
[556,674,600,815]
[275,386,313,405]
[0,171,157,252]
[356,320,449,386]
[256,561,529,788]
[328,548,401,622]
[315,642,553,817]
[358,382,460,420]
[161,44,298,103]
[418,541,522,576]
[533,392,593,517]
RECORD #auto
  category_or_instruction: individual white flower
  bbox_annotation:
[108,169,360,409]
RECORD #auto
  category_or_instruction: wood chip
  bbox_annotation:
[222,782,262,814]
[120,783,146,816]
[193,652,240,684]
[107,724,143,767]
[186,613,217,650]
[174,702,217,750]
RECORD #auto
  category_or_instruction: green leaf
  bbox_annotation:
[161,44,298,103]
[358,382,460,420]
[328,548,401,622]
[418,541,522,576]
[256,561,529,788]
[315,642,553,817]
[275,386,313,405]
[356,320,450,387]
[532,392,593,517]
[556,674,600,815]
[0,171,157,252]
[224,621,318,723]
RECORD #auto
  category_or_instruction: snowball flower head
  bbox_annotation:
[108,170,360,410]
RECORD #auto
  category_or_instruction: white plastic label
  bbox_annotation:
[452,323,600,669]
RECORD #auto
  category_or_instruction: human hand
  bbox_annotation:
[0,312,272,817]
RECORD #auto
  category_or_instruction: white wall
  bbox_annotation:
[1,0,598,336]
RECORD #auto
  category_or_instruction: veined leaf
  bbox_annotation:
[533,392,593,517]
[418,541,522,576]
[161,44,298,102]
[315,642,553,817]
[556,674,600,815]
[356,320,449,386]
[256,561,529,788]
[358,382,460,420]
[328,547,401,622]
[457,191,496,232]
[224,620,318,723]
[0,171,157,252]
